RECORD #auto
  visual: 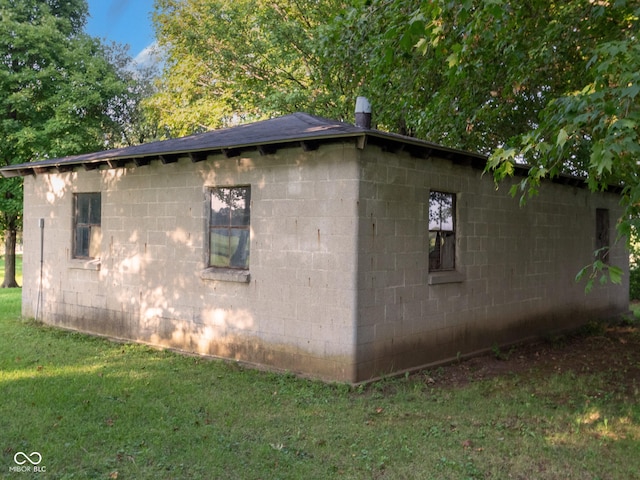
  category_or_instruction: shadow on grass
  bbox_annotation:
[2,306,640,479]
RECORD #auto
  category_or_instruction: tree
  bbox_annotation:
[323,0,638,285]
[489,30,639,289]
[319,1,637,151]
[150,0,347,137]
[0,0,135,287]
[150,0,638,274]
[488,17,640,210]
[152,0,636,153]
[104,43,165,147]
[473,2,639,285]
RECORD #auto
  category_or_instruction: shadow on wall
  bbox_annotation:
[32,160,272,371]
[31,152,357,380]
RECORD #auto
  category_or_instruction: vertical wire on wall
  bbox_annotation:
[35,218,44,321]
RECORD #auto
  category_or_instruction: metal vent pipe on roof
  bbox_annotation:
[355,96,372,129]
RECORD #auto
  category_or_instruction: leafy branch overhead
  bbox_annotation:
[477,3,638,235]
[576,248,625,294]
[151,0,638,229]
[151,0,638,164]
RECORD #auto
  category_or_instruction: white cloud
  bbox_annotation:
[133,41,165,71]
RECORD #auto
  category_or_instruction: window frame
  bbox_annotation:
[206,185,251,272]
[595,208,610,263]
[72,192,102,260]
[428,190,456,272]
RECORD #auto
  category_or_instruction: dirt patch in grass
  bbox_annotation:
[423,323,640,394]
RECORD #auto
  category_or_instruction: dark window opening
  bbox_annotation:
[73,192,101,259]
[596,208,610,263]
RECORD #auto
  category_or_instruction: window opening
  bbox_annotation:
[73,192,101,259]
[429,191,455,271]
[209,186,251,269]
[596,208,609,263]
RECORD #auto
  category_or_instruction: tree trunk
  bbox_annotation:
[2,228,19,288]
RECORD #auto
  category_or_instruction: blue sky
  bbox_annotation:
[85,0,156,62]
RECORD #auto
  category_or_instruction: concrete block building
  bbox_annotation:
[1,112,628,382]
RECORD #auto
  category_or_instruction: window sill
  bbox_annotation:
[69,258,101,271]
[200,268,250,283]
[428,270,464,285]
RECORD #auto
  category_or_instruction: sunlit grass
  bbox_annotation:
[0,362,106,384]
[1,291,640,478]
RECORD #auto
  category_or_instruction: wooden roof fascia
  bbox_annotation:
[409,146,433,160]
[260,138,355,155]
[367,131,489,165]
[508,162,623,192]
[257,144,278,156]
[0,113,618,195]
[568,177,587,188]
[0,165,37,177]
[380,140,405,154]
[451,154,486,170]
[16,168,34,177]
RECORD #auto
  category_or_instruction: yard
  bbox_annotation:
[1,282,640,478]
[0,254,22,286]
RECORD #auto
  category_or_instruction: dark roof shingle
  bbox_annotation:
[0,112,486,177]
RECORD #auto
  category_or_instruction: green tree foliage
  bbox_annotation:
[322,0,637,285]
[320,1,637,152]
[483,2,639,285]
[155,0,639,279]
[107,45,164,146]
[152,0,636,153]
[151,0,348,136]
[0,0,136,287]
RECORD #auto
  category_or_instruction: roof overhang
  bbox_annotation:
[0,112,487,178]
[0,112,615,193]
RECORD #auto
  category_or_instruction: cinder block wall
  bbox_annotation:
[21,139,629,383]
[22,143,360,381]
[355,146,629,380]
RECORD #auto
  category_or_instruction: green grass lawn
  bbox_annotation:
[1,288,640,479]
